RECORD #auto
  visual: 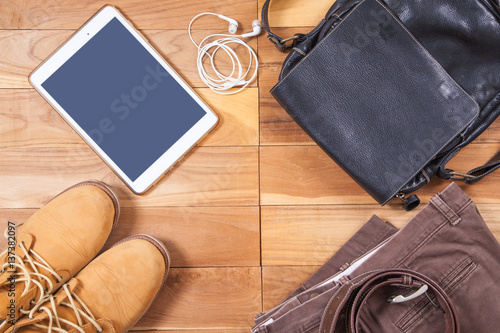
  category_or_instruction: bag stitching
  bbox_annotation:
[280,49,300,81]
[293,47,307,56]
[270,0,366,93]
[421,169,431,183]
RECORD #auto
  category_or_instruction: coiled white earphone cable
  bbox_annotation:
[188,13,259,95]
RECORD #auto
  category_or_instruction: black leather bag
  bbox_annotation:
[262,0,500,210]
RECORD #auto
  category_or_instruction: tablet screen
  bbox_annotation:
[42,17,207,181]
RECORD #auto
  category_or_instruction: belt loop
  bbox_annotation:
[339,276,350,285]
[430,195,462,226]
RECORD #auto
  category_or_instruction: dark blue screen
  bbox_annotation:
[42,18,206,181]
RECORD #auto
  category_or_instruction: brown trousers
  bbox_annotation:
[253,183,500,333]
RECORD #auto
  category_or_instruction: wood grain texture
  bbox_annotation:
[260,143,500,206]
[260,86,313,145]
[262,205,378,266]
[2,0,500,330]
[257,0,332,28]
[0,29,257,89]
[0,0,257,30]
[257,28,304,87]
[0,88,258,148]
[262,265,321,311]
[0,146,258,208]
[196,88,259,146]
[0,206,260,267]
[134,267,261,329]
[262,203,500,266]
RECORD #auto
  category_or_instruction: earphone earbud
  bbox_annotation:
[217,14,239,34]
[241,20,262,38]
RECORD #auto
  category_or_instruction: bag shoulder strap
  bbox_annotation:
[261,0,300,52]
[441,149,500,183]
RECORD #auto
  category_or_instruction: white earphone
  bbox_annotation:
[217,14,239,34]
[241,20,263,38]
[213,14,262,38]
[188,13,261,95]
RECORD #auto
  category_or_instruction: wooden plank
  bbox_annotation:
[257,0,333,28]
[260,145,378,205]
[262,205,378,266]
[262,265,320,311]
[134,267,261,329]
[0,30,70,89]
[260,86,313,145]
[0,0,257,30]
[181,88,259,147]
[260,143,500,206]
[0,146,259,208]
[0,206,260,267]
[261,203,500,266]
[103,207,260,267]
[257,28,304,87]
[0,88,259,148]
[0,29,257,89]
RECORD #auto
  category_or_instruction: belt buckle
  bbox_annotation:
[387,284,428,303]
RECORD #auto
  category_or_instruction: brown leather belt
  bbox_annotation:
[318,269,460,333]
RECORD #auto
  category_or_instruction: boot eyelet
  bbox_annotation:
[18,305,23,312]
[44,287,49,293]
[30,298,36,304]
[97,327,104,333]
[0,269,5,273]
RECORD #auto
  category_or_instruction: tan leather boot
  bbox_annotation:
[5,235,169,333]
[0,181,119,327]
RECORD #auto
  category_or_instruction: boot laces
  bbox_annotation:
[0,223,63,308]
[25,284,103,333]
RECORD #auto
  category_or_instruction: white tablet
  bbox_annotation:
[30,6,219,194]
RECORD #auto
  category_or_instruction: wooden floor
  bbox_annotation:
[1,0,500,331]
